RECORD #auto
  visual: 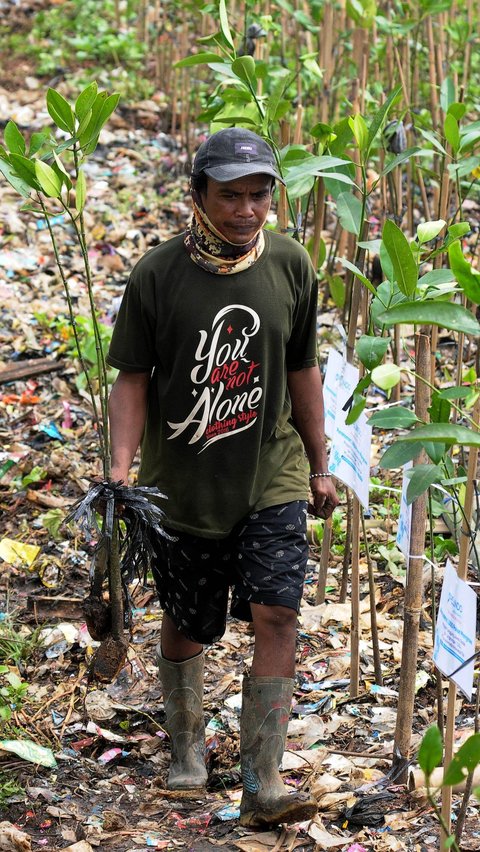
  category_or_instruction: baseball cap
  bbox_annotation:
[192,127,285,185]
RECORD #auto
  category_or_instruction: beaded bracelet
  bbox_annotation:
[309,472,331,480]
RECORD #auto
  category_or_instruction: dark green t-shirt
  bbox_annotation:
[107,230,318,537]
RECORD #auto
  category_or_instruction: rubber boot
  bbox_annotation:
[157,647,207,791]
[239,676,317,827]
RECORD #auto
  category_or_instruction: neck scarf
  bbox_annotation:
[184,189,265,275]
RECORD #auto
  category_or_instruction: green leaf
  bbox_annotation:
[418,269,455,288]
[366,86,402,154]
[76,108,93,138]
[379,440,422,469]
[345,392,366,425]
[371,363,401,391]
[78,92,120,153]
[284,156,355,198]
[339,258,378,297]
[175,51,225,67]
[423,441,446,464]
[440,77,455,113]
[438,385,472,400]
[4,120,26,155]
[327,274,346,309]
[401,423,480,447]
[368,406,418,428]
[349,114,368,151]
[336,191,363,235]
[8,154,40,190]
[406,463,442,503]
[382,219,418,297]
[417,219,446,244]
[381,146,424,178]
[76,167,86,213]
[346,0,377,28]
[428,391,451,423]
[231,56,256,87]
[35,160,62,197]
[0,157,32,197]
[379,240,394,284]
[377,301,480,336]
[448,102,467,121]
[448,221,470,240]
[218,0,235,50]
[448,241,480,304]
[74,81,98,120]
[29,131,50,156]
[46,88,75,134]
[443,734,480,787]
[444,113,460,153]
[356,335,389,370]
[418,726,443,779]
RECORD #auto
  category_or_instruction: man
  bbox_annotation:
[106,127,339,828]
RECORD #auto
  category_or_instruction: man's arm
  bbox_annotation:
[287,366,339,519]
[108,370,151,483]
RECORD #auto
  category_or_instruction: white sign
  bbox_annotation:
[323,349,359,440]
[433,560,477,699]
[396,461,413,559]
[328,406,372,509]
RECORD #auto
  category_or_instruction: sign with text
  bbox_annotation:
[433,560,477,699]
[323,349,359,440]
[328,406,372,509]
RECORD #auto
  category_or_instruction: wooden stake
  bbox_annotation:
[277,120,290,233]
[392,330,431,781]
[315,517,332,605]
[350,498,361,697]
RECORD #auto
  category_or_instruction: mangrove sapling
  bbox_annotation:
[417,725,480,852]
[0,82,170,682]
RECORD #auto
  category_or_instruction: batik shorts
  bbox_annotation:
[151,500,309,644]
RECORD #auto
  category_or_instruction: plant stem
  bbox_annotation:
[37,196,105,462]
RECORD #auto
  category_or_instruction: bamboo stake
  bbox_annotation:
[361,514,383,685]
[441,396,480,845]
[350,498,361,697]
[461,0,474,94]
[311,179,326,274]
[315,517,332,605]
[277,120,290,233]
[170,46,179,136]
[339,490,353,603]
[392,330,431,781]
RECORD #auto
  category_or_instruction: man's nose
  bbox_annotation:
[236,196,255,217]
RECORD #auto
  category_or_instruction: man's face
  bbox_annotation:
[200,174,273,245]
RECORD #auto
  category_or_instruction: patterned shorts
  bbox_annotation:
[151,501,308,644]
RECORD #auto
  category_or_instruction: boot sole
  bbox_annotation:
[157,786,206,799]
[239,797,317,828]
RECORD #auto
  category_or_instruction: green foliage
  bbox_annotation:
[0,82,120,475]
[0,616,42,667]
[0,772,24,807]
[20,0,150,98]
[418,725,443,779]
[0,667,28,723]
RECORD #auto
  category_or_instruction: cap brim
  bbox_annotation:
[203,163,286,186]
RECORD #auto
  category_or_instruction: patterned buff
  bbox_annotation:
[184,188,265,275]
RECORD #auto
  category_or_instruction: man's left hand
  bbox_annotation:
[308,475,339,519]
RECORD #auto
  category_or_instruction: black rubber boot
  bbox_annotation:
[239,676,317,828]
[157,647,207,791]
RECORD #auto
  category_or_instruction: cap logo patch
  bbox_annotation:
[235,142,257,159]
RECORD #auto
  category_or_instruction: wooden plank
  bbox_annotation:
[0,357,63,384]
